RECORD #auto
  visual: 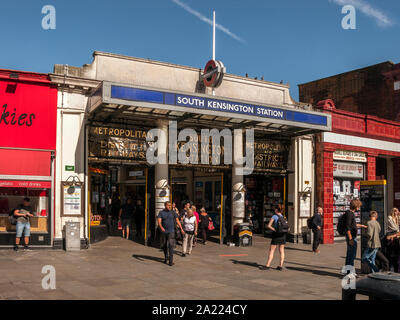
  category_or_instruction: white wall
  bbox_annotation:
[55,90,87,240]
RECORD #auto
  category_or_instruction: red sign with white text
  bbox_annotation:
[0,180,51,188]
[0,78,57,150]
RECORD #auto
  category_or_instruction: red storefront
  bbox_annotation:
[0,69,57,247]
[316,99,400,244]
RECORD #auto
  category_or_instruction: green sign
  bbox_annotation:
[65,165,75,171]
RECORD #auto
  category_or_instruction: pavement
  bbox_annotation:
[0,235,365,300]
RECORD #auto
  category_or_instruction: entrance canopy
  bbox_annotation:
[88,82,331,138]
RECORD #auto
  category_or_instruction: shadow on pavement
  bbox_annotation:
[285,261,342,271]
[285,266,343,279]
[230,259,263,269]
[285,247,313,253]
[132,254,165,264]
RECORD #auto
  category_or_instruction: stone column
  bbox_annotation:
[155,120,169,226]
[231,129,245,234]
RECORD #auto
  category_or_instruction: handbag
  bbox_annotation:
[208,220,215,231]
[118,220,122,230]
[8,209,17,226]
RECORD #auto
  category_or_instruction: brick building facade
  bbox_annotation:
[314,99,400,244]
[299,61,400,121]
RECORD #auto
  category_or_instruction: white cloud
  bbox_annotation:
[172,0,244,43]
[330,0,393,27]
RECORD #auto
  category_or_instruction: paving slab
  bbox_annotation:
[0,235,364,300]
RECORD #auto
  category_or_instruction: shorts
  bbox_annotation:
[121,219,131,228]
[16,221,31,238]
[271,233,286,245]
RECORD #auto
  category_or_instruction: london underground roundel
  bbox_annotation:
[203,60,225,88]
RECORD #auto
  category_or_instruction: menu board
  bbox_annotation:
[63,185,82,216]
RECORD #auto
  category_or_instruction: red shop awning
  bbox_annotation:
[0,149,51,176]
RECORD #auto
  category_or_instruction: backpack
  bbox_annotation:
[307,216,313,229]
[276,215,289,233]
[337,212,348,236]
[8,209,17,225]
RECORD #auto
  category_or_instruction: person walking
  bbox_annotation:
[343,199,367,276]
[182,208,198,257]
[119,198,135,240]
[135,200,145,240]
[311,206,323,254]
[387,208,399,233]
[362,211,381,273]
[261,206,288,271]
[157,201,185,266]
[14,198,35,251]
[110,194,121,231]
[192,205,199,247]
[199,207,212,245]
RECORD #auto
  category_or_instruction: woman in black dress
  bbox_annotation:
[199,207,212,245]
[261,206,287,271]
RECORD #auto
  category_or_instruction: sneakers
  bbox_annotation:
[13,245,19,252]
[276,266,284,271]
[23,245,32,251]
[182,253,186,257]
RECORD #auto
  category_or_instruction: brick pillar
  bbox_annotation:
[367,154,377,181]
[316,141,334,244]
[394,158,400,208]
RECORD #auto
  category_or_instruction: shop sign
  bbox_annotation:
[129,171,144,177]
[333,162,364,178]
[89,126,149,162]
[253,140,290,170]
[65,165,75,171]
[333,150,367,162]
[0,180,51,188]
[0,79,57,150]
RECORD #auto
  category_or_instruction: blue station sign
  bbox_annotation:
[110,85,328,127]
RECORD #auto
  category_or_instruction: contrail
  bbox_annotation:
[330,0,393,27]
[172,0,244,43]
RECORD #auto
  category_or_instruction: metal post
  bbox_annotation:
[212,10,216,96]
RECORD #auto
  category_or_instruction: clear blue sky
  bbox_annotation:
[1,0,399,101]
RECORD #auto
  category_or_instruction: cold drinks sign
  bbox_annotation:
[0,75,57,150]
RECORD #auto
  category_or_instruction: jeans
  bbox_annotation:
[312,229,322,251]
[182,233,194,254]
[345,237,358,268]
[162,232,175,263]
[16,221,30,238]
[362,248,379,273]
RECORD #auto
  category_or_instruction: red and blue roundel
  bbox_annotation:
[203,60,225,88]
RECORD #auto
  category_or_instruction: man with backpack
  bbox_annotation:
[260,206,289,271]
[308,206,323,254]
[338,199,367,276]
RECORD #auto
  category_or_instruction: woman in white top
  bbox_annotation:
[387,208,400,233]
[182,208,198,256]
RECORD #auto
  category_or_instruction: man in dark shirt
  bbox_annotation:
[14,198,35,251]
[157,201,185,266]
[119,198,135,240]
[311,206,323,254]
[344,199,367,275]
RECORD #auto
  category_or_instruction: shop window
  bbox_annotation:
[0,187,50,233]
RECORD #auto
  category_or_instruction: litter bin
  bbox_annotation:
[65,221,80,251]
[236,223,252,247]
[301,226,311,244]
